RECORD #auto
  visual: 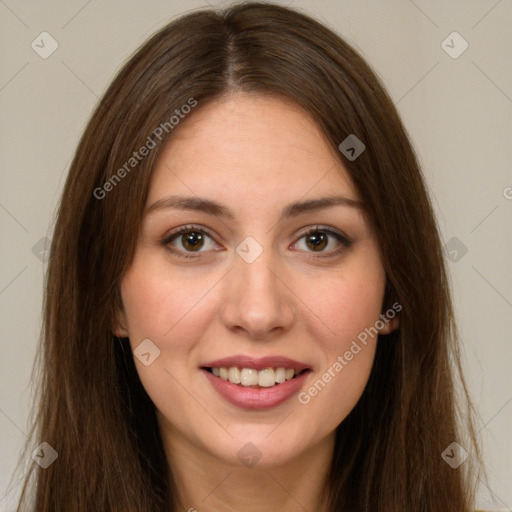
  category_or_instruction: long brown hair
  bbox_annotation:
[15,2,482,510]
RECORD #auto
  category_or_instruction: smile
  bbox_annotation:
[200,355,312,410]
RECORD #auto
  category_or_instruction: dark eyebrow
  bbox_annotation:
[145,194,363,220]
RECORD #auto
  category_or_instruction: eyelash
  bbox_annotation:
[159,224,352,260]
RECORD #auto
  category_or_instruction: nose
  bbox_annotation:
[219,246,295,340]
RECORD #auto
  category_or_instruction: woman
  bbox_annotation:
[15,2,482,510]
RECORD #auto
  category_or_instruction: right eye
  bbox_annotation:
[160,225,219,259]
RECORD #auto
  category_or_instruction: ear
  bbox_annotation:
[112,308,129,338]
[378,314,400,335]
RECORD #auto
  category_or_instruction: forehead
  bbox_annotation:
[147,93,359,209]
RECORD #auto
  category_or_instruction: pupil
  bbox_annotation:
[183,232,203,251]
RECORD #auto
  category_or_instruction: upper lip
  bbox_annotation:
[201,355,311,372]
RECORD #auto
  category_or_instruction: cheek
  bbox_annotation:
[120,255,220,344]
[298,284,381,433]
[119,260,218,420]
[316,279,384,340]
[306,276,382,392]
[308,258,386,354]
[295,251,385,425]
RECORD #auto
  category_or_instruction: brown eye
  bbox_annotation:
[293,227,351,258]
[305,231,328,251]
[161,225,218,258]
[180,231,204,251]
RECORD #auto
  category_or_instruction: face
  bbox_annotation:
[116,93,394,469]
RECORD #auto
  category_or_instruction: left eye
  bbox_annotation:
[293,228,350,255]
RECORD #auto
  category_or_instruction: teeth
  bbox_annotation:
[275,367,286,383]
[240,368,258,386]
[228,367,241,384]
[258,368,275,387]
[210,366,303,387]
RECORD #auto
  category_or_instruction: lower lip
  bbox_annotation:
[202,369,311,410]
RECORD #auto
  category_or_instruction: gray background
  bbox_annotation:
[1,0,511,510]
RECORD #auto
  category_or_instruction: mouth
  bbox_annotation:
[200,355,312,410]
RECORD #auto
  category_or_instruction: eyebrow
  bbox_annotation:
[145,194,363,221]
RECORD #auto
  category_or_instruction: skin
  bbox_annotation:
[115,93,398,511]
